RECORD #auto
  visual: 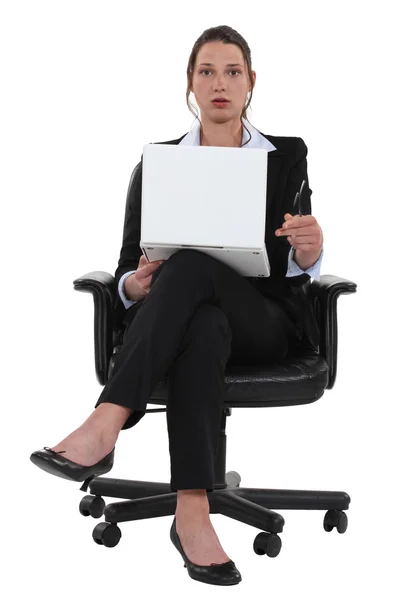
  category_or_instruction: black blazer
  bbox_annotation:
[113,132,320,351]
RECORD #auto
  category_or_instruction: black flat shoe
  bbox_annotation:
[30,446,115,491]
[170,517,242,586]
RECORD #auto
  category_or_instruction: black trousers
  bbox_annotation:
[95,249,299,492]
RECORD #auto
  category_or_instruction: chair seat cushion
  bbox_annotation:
[150,352,329,408]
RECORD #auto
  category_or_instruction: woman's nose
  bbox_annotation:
[214,78,227,89]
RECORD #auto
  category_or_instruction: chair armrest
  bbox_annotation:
[308,274,357,389]
[73,270,116,386]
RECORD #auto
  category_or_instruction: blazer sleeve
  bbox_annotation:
[275,137,315,286]
[114,158,143,289]
[113,158,144,327]
[285,139,324,281]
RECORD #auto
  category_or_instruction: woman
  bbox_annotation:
[30,25,324,586]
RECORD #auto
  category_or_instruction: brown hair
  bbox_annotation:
[186,25,255,147]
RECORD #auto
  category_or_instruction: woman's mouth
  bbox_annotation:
[212,100,230,108]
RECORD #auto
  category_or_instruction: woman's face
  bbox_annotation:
[190,41,255,124]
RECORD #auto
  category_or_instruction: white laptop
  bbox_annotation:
[140,143,270,278]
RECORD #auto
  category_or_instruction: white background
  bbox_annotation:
[2,0,399,598]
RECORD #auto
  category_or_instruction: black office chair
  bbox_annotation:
[72,263,356,556]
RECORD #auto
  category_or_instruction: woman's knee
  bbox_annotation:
[150,249,218,292]
[149,249,206,288]
[164,249,220,275]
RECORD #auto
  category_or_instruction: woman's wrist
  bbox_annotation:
[293,246,323,271]
[124,273,146,302]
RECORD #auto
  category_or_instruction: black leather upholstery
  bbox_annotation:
[72,271,356,396]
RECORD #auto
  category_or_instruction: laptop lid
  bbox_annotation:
[141,143,268,250]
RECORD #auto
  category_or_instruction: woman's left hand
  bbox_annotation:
[275,213,323,253]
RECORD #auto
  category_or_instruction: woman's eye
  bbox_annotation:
[200,69,240,76]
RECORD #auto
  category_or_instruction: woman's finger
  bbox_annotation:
[138,261,161,278]
[293,234,321,245]
[278,224,318,237]
[138,255,148,266]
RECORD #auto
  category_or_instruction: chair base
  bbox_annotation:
[84,473,350,549]
[80,411,350,551]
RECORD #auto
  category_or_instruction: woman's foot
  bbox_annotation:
[49,403,133,466]
[175,490,232,566]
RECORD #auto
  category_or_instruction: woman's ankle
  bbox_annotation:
[86,403,133,434]
[176,489,210,516]
[177,489,207,500]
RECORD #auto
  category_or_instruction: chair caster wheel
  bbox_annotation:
[225,471,241,488]
[253,532,282,557]
[79,495,105,518]
[92,522,122,547]
[323,510,348,533]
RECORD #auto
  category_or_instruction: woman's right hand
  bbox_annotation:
[125,255,166,301]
